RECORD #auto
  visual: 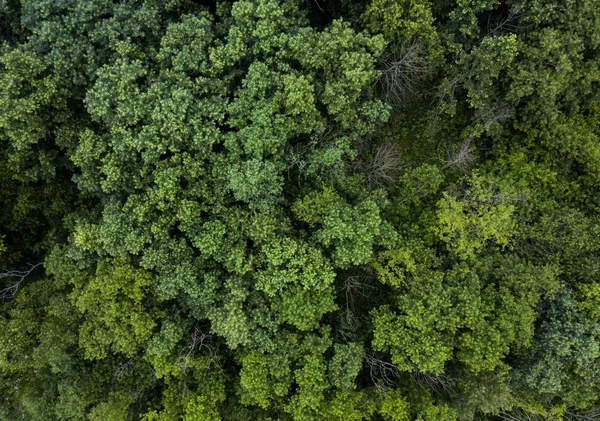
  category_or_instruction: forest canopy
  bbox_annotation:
[1,0,600,420]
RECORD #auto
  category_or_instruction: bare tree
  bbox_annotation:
[476,101,515,133]
[375,39,430,106]
[365,352,400,392]
[364,142,405,188]
[185,325,213,357]
[0,263,43,300]
[179,324,221,372]
[340,275,373,331]
[411,370,456,395]
[177,324,221,397]
[441,133,477,172]
[441,102,514,172]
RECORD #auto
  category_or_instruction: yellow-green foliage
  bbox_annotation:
[70,259,158,360]
[436,173,517,259]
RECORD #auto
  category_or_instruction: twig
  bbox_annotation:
[0,263,43,299]
[375,39,429,106]
[364,352,400,392]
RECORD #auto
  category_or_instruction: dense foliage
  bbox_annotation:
[1,0,600,419]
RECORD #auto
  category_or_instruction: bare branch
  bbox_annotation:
[441,134,477,171]
[565,407,600,421]
[311,0,324,12]
[374,39,430,106]
[0,263,43,300]
[364,352,400,392]
[340,276,374,330]
[411,370,456,394]
[186,324,213,357]
[476,102,515,127]
[487,7,523,36]
[114,359,135,381]
[364,142,405,188]
[179,324,221,373]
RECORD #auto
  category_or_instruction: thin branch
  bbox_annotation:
[312,0,324,12]
[364,352,400,392]
[0,263,43,300]
[375,39,430,106]
[441,134,476,171]
[114,359,135,381]
[410,370,456,394]
[565,408,600,421]
[340,276,374,330]
[179,324,221,373]
[364,142,405,188]
[488,8,523,36]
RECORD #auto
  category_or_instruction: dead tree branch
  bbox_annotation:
[375,39,430,106]
[0,263,43,300]
[364,142,405,188]
[441,134,477,171]
[365,352,400,392]
[411,370,456,394]
[487,7,523,36]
